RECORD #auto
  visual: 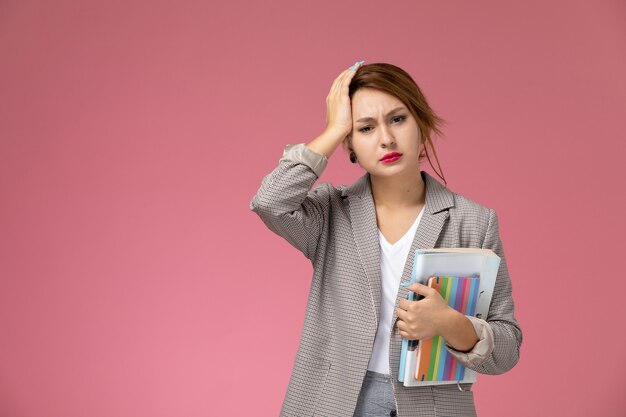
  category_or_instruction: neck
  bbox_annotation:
[370,170,425,209]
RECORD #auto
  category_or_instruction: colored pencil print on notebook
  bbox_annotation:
[414,276,480,382]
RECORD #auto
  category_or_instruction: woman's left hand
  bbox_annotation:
[396,283,454,340]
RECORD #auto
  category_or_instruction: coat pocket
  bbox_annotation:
[432,384,477,417]
[281,351,332,417]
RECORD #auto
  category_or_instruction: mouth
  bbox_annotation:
[380,152,402,162]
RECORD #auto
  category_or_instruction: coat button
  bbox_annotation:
[390,411,397,417]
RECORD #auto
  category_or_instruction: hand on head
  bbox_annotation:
[303,61,365,160]
[323,61,364,142]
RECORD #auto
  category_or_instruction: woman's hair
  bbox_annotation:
[349,63,447,185]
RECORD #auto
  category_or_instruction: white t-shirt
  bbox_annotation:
[367,205,426,375]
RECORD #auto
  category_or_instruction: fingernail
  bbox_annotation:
[349,61,365,71]
[400,282,411,286]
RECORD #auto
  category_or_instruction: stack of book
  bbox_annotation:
[398,248,500,387]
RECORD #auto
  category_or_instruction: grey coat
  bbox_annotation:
[250,143,522,417]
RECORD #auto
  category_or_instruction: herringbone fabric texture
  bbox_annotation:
[250,143,522,417]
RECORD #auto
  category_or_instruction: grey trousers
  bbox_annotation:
[353,371,397,417]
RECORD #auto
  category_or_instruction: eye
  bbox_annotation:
[392,115,406,124]
[359,126,373,133]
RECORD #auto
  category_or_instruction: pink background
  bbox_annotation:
[1,1,625,416]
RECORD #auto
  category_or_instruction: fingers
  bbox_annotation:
[327,61,364,101]
[396,313,419,340]
[396,313,431,340]
[327,72,350,104]
[324,61,365,138]
[396,319,410,339]
[396,317,405,327]
[327,69,349,97]
[403,282,436,297]
[396,304,408,319]
[398,298,414,311]
[397,301,418,319]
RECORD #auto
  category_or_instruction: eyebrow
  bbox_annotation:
[355,107,407,123]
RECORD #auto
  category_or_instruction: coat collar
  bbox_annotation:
[342,170,454,326]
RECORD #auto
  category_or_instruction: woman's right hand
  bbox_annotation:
[323,62,364,140]
[306,61,364,159]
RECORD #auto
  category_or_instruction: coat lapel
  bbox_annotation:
[341,171,455,329]
[396,171,454,299]
[344,174,382,326]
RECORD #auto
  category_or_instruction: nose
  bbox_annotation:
[379,124,395,148]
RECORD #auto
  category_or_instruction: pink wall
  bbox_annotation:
[1,1,625,416]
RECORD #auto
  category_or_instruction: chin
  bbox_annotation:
[373,164,420,177]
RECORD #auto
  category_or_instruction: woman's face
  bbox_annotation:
[346,88,422,178]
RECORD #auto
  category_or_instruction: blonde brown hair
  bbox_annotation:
[349,63,447,185]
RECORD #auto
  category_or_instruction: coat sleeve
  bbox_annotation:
[249,143,331,262]
[444,208,523,374]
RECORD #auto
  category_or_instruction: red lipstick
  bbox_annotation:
[380,152,402,163]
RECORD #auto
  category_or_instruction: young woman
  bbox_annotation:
[250,62,522,417]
